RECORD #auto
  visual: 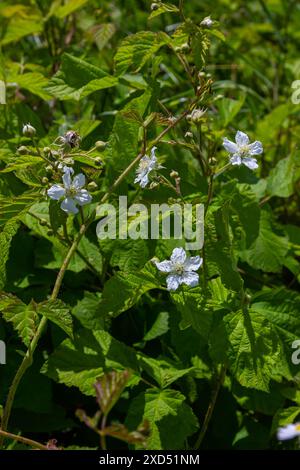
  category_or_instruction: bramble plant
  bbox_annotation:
[0,0,300,452]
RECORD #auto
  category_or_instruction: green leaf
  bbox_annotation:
[11,73,51,100]
[45,53,117,100]
[0,293,38,346]
[0,156,44,173]
[103,89,152,184]
[54,0,89,18]
[37,299,73,338]
[0,191,41,226]
[126,389,198,449]
[206,204,243,291]
[106,239,149,271]
[216,95,246,127]
[149,2,179,19]
[0,220,20,289]
[138,354,194,388]
[72,292,107,330]
[211,308,289,392]
[240,209,289,273]
[42,329,139,396]
[266,154,296,198]
[1,15,42,45]
[97,263,160,318]
[114,31,167,75]
[171,287,213,339]
[143,311,169,342]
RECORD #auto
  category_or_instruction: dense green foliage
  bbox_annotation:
[0,0,300,451]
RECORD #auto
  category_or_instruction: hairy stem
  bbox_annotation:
[0,429,49,451]
[0,224,87,445]
[194,365,226,449]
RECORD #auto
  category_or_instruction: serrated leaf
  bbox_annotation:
[72,292,106,330]
[143,311,169,342]
[138,354,194,388]
[266,154,296,198]
[0,220,20,289]
[149,2,179,19]
[126,389,198,449]
[45,53,117,100]
[42,329,139,396]
[37,299,73,338]
[0,155,44,173]
[0,191,41,226]
[206,205,244,291]
[211,308,289,392]
[97,263,160,318]
[0,293,38,346]
[240,209,289,272]
[114,31,167,75]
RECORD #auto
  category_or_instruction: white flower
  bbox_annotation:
[277,423,300,441]
[201,16,213,27]
[47,166,92,214]
[223,131,263,170]
[134,147,163,188]
[154,247,203,291]
[22,123,36,137]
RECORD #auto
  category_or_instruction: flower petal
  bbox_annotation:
[277,424,300,441]
[47,185,66,200]
[242,157,258,170]
[248,141,263,155]
[62,169,73,188]
[150,146,157,159]
[170,247,186,264]
[235,131,249,146]
[223,138,238,154]
[74,189,92,206]
[230,154,242,166]
[166,274,180,291]
[60,197,78,214]
[181,271,199,287]
[135,173,149,188]
[155,260,173,273]
[184,255,203,271]
[73,173,85,189]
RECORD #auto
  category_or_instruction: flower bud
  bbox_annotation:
[95,140,107,151]
[185,131,193,139]
[22,123,36,137]
[42,177,49,184]
[39,219,48,227]
[151,2,159,10]
[87,181,98,192]
[186,108,206,124]
[46,165,53,173]
[43,147,51,156]
[200,16,213,28]
[209,157,217,166]
[149,181,159,189]
[170,170,179,179]
[95,157,103,165]
[47,229,54,236]
[17,146,29,155]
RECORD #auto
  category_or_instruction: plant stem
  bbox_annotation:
[100,414,107,450]
[194,365,226,449]
[0,430,49,450]
[0,224,87,446]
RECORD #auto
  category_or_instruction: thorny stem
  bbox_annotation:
[0,224,87,446]
[0,429,49,451]
[194,365,227,449]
